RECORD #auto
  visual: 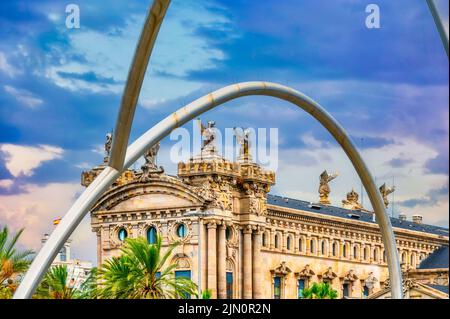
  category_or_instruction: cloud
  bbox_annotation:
[0,144,64,177]
[0,181,96,263]
[0,179,14,189]
[0,52,19,77]
[3,85,43,108]
[386,157,415,168]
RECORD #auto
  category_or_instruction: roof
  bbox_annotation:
[419,246,449,269]
[267,194,449,237]
[425,284,449,294]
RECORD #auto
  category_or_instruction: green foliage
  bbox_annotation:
[94,236,197,299]
[301,282,339,299]
[0,226,34,299]
[199,289,212,299]
[35,265,80,299]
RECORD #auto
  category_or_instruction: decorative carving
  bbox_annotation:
[271,262,292,276]
[234,127,252,161]
[249,196,268,216]
[319,170,338,205]
[296,265,315,278]
[200,120,217,155]
[342,189,363,210]
[343,269,358,282]
[364,272,378,290]
[140,143,164,181]
[104,132,113,162]
[322,267,337,280]
[379,183,395,208]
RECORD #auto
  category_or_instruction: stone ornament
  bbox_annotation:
[140,143,164,182]
[319,170,338,205]
[342,189,363,210]
[379,183,395,208]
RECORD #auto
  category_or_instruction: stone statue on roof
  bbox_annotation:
[140,142,164,181]
[104,132,113,162]
[319,170,338,205]
[379,183,395,208]
[234,127,252,161]
[200,120,217,155]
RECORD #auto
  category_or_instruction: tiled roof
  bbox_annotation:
[418,246,449,269]
[267,194,449,237]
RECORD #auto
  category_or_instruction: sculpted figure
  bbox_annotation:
[234,127,252,159]
[105,132,113,158]
[140,143,164,181]
[200,120,217,154]
[379,183,395,208]
[319,170,338,204]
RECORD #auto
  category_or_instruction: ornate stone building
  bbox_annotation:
[83,131,449,299]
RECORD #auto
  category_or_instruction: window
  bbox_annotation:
[321,241,326,255]
[342,283,350,298]
[175,270,191,299]
[310,239,315,254]
[373,249,378,262]
[343,244,347,258]
[177,224,187,238]
[275,234,279,249]
[146,226,157,244]
[226,272,233,299]
[262,232,267,247]
[299,238,303,252]
[362,286,370,298]
[226,227,232,241]
[273,276,282,299]
[298,279,306,298]
[60,246,67,262]
[363,247,368,260]
[332,243,337,257]
[118,228,127,241]
[287,236,291,251]
[353,246,357,259]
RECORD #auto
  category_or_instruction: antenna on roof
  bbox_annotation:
[360,138,364,207]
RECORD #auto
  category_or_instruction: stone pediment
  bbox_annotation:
[91,176,205,212]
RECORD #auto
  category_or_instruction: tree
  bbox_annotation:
[0,227,34,299]
[35,265,80,299]
[301,282,338,299]
[95,236,197,299]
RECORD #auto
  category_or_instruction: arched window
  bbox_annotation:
[262,232,267,247]
[275,234,280,249]
[287,236,291,251]
[310,239,315,254]
[353,246,358,259]
[321,241,326,255]
[343,244,347,258]
[146,226,157,244]
[299,238,303,252]
[332,242,337,257]
[118,228,128,242]
[373,249,378,262]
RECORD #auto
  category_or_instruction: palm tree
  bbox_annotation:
[35,265,80,299]
[95,236,197,299]
[301,282,338,299]
[0,226,34,298]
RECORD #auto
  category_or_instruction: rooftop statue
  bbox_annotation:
[104,132,113,162]
[140,142,164,181]
[379,183,395,208]
[234,127,252,161]
[200,120,217,155]
[319,170,338,205]
[342,189,363,210]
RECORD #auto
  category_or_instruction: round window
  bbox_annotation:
[176,224,187,238]
[147,226,157,244]
[118,228,128,241]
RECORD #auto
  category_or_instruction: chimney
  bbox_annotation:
[399,214,407,221]
[412,214,423,224]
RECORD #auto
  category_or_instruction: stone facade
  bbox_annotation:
[84,152,449,299]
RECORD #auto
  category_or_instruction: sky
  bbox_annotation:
[0,0,448,264]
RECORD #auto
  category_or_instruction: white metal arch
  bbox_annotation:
[14,81,403,298]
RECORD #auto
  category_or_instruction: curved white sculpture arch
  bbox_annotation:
[14,81,403,299]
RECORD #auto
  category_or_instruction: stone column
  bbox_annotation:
[200,221,207,292]
[217,223,227,299]
[243,226,253,299]
[253,227,263,299]
[207,221,217,298]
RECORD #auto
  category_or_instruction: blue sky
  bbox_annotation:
[0,0,448,263]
